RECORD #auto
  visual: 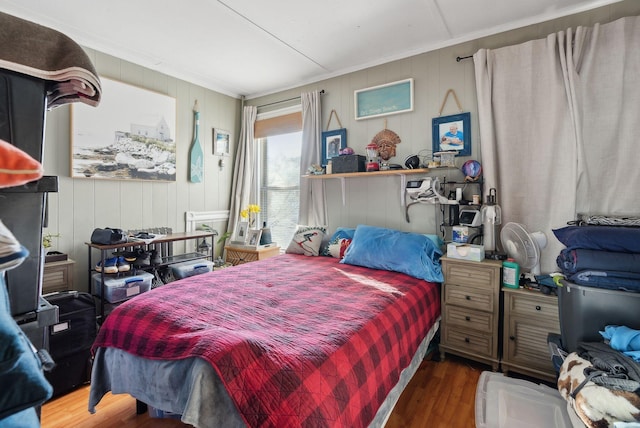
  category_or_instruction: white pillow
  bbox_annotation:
[285,225,327,256]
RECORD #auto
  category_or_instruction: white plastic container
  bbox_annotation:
[92,271,153,303]
[171,259,214,279]
[475,371,584,428]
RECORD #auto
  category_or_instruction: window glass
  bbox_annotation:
[257,131,302,247]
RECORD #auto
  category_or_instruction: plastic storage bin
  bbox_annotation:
[171,259,214,279]
[475,371,583,428]
[92,271,153,303]
[558,280,640,353]
[44,291,96,397]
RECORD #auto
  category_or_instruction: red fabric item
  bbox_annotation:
[93,254,440,427]
[0,139,43,188]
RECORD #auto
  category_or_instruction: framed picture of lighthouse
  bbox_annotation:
[70,77,177,181]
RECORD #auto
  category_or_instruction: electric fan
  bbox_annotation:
[500,222,548,275]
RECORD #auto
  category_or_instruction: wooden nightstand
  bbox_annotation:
[43,258,75,294]
[224,245,280,266]
[501,287,560,382]
[439,257,502,370]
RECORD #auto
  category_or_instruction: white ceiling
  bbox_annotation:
[0,0,623,99]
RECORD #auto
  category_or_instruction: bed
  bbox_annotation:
[88,226,443,428]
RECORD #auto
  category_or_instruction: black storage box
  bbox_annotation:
[558,280,640,353]
[44,291,96,397]
[0,69,48,317]
[332,154,366,173]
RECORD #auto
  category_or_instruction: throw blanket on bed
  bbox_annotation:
[0,11,101,108]
[92,254,441,427]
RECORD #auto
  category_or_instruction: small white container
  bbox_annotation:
[446,243,484,261]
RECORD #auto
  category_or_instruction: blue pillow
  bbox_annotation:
[341,225,444,282]
[553,226,640,252]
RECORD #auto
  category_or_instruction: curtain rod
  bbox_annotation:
[456,55,473,62]
[257,89,325,109]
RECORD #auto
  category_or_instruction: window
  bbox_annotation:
[255,108,302,247]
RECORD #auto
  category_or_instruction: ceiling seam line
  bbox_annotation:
[216,0,330,71]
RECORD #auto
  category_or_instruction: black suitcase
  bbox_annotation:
[44,291,97,397]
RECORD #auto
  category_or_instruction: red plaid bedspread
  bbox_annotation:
[93,254,440,427]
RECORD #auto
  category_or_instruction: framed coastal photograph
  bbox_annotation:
[247,229,262,248]
[354,78,414,120]
[432,112,471,156]
[213,128,230,155]
[71,77,177,181]
[320,128,346,166]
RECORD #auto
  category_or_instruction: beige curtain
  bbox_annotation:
[474,16,640,273]
[228,105,257,239]
[299,90,327,226]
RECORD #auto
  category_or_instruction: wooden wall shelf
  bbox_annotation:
[303,168,430,205]
[303,168,430,180]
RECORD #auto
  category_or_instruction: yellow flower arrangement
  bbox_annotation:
[240,204,261,228]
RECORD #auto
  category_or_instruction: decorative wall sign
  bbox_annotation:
[354,78,414,120]
[213,128,231,155]
[432,112,471,156]
[71,77,177,181]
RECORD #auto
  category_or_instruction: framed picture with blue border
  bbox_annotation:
[432,112,471,156]
[321,128,347,166]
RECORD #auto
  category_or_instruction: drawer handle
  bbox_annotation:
[535,305,541,311]
[510,335,516,341]
[465,295,471,300]
[464,337,470,343]
[465,316,471,321]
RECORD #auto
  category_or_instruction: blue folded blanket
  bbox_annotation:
[601,325,640,362]
[557,248,640,275]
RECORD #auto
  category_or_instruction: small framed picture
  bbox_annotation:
[321,128,347,166]
[247,229,262,248]
[234,221,249,244]
[432,112,471,156]
[213,128,230,155]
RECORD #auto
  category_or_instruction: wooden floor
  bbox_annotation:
[40,354,487,428]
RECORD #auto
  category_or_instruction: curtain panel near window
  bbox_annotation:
[474,15,640,273]
[228,105,257,240]
[299,90,327,226]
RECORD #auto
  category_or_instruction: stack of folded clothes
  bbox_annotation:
[554,221,640,292]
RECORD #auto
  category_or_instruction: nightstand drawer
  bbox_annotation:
[445,283,494,312]
[444,305,493,332]
[443,262,499,289]
[507,291,558,321]
[443,327,493,357]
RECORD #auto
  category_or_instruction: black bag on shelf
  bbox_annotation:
[90,227,127,245]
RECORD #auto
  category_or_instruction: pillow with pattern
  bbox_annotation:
[321,227,356,256]
[327,238,352,259]
[285,225,327,256]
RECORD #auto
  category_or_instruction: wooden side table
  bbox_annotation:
[502,287,560,382]
[439,256,502,370]
[224,245,280,266]
[43,258,75,294]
